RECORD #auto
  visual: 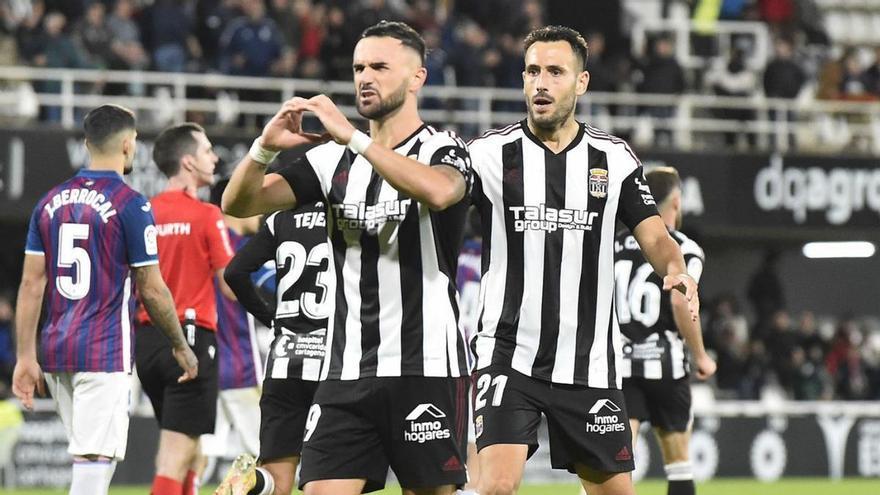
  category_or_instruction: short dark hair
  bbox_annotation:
[361,20,426,64]
[83,104,136,152]
[645,166,681,205]
[152,123,205,178]
[523,25,589,70]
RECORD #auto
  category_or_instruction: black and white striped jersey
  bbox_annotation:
[614,228,705,380]
[469,120,659,389]
[278,124,472,380]
[225,202,330,381]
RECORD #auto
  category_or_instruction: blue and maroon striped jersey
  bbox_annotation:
[25,169,158,373]
[215,228,266,390]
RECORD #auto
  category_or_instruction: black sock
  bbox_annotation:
[668,479,695,495]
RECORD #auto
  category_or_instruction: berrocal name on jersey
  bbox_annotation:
[509,204,599,233]
[404,403,451,444]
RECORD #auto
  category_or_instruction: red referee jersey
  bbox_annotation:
[136,189,233,331]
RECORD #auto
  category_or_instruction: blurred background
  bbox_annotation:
[0,0,879,490]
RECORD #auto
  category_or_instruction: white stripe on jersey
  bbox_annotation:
[122,273,132,373]
[510,141,546,373]
[376,181,403,376]
[419,201,449,377]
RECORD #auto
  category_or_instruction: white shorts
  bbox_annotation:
[44,371,131,461]
[200,386,261,457]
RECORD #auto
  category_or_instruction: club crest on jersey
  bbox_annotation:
[589,168,608,198]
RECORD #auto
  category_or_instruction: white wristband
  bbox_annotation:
[347,130,373,154]
[248,138,280,165]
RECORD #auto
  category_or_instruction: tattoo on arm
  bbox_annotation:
[134,266,187,348]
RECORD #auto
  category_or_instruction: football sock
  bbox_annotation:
[248,467,275,495]
[69,459,115,495]
[183,469,199,495]
[665,461,695,495]
[151,474,183,495]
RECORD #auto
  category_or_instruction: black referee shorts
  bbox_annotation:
[622,376,692,432]
[298,376,469,493]
[135,323,218,436]
[473,364,635,474]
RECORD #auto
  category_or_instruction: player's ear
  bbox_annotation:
[576,69,589,96]
[410,66,427,93]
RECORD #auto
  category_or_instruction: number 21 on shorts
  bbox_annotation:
[474,373,508,411]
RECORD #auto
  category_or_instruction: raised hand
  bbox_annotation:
[260,97,330,151]
[289,94,357,146]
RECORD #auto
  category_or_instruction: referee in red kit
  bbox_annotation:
[135,123,235,495]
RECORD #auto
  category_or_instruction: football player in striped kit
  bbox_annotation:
[215,200,330,495]
[614,166,716,495]
[222,20,472,495]
[467,26,700,495]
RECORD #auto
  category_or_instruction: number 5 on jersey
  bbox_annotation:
[57,223,91,300]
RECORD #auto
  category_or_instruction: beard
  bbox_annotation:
[527,93,577,131]
[675,208,683,230]
[356,80,408,120]
[123,156,134,175]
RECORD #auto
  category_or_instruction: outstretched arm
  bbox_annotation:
[632,216,699,321]
[12,254,47,410]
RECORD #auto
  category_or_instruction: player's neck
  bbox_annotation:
[87,156,125,175]
[527,116,580,153]
[368,100,423,148]
[164,176,199,197]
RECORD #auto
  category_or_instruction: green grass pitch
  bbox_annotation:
[3,478,879,495]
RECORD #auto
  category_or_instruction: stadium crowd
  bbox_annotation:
[2,0,880,124]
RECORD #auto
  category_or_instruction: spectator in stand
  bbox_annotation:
[320,4,358,81]
[713,322,748,396]
[788,346,832,400]
[747,249,785,330]
[796,311,827,366]
[268,0,300,54]
[33,12,95,121]
[408,0,440,33]
[15,0,46,65]
[635,34,686,146]
[763,310,799,389]
[197,0,242,70]
[149,0,202,72]
[351,0,404,34]
[72,1,113,69]
[763,37,805,99]
[450,19,495,136]
[826,319,870,400]
[219,0,289,77]
[705,44,758,146]
[862,47,880,97]
[106,0,148,71]
[839,49,875,101]
[763,36,805,147]
[293,0,325,78]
